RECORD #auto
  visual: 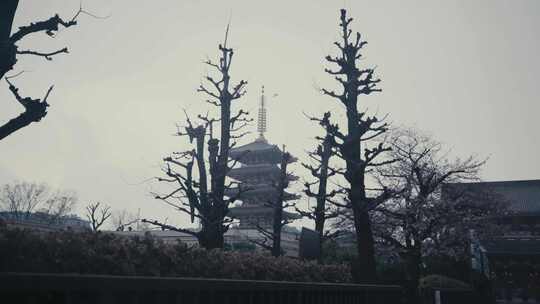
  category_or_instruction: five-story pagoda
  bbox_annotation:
[227,87,300,229]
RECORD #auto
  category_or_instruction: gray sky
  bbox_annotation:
[1,0,539,227]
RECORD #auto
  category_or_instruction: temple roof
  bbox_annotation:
[445,179,540,215]
[228,164,280,180]
[228,205,301,219]
[481,237,540,256]
[228,164,298,182]
[225,186,300,201]
[229,137,297,164]
[230,137,277,154]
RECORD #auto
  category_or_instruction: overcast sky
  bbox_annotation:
[1,0,539,228]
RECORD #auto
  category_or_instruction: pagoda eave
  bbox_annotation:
[228,207,301,220]
[225,188,300,201]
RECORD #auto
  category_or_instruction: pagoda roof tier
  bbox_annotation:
[227,164,299,183]
[229,137,297,165]
[228,205,301,220]
[225,186,300,201]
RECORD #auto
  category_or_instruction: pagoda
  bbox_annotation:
[227,86,300,229]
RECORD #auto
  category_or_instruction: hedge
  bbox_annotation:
[0,227,351,283]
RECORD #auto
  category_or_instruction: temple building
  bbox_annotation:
[449,179,540,302]
[227,86,300,229]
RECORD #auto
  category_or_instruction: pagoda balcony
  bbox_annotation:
[225,186,301,201]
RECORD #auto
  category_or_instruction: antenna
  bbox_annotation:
[224,21,230,48]
[257,86,267,140]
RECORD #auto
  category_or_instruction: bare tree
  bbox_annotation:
[296,133,343,257]
[251,151,296,257]
[85,202,111,232]
[112,209,140,231]
[0,181,76,223]
[315,9,393,282]
[369,128,504,303]
[40,190,77,224]
[145,27,249,249]
[0,1,99,141]
[0,181,48,219]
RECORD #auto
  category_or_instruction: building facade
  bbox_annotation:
[450,179,540,302]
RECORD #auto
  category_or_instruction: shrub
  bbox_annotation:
[0,227,351,283]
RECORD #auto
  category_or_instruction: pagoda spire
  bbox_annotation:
[257,85,267,141]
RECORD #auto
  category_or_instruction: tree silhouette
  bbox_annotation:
[0,1,95,141]
[315,9,394,282]
[145,27,249,250]
[85,202,111,232]
[251,151,296,257]
[369,128,499,303]
[296,132,343,259]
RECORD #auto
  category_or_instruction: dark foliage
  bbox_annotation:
[0,227,350,283]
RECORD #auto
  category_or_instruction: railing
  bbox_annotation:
[420,288,482,304]
[0,272,403,304]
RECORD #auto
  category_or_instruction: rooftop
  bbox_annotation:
[229,138,297,164]
[481,237,540,256]
[446,179,540,214]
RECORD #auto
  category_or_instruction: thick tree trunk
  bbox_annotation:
[0,113,34,141]
[271,209,282,257]
[0,0,19,78]
[404,248,422,304]
[198,222,224,249]
[346,100,377,282]
[0,0,18,41]
[271,152,289,257]
[314,214,324,263]
[351,206,377,283]
[314,136,331,255]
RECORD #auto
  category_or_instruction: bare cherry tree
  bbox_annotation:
[85,202,111,232]
[315,9,393,282]
[0,1,99,140]
[370,128,503,303]
[144,27,249,249]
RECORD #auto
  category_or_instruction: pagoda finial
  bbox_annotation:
[257,85,267,140]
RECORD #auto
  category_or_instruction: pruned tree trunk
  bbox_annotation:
[0,2,90,141]
[318,9,391,283]
[0,0,19,78]
[298,134,342,261]
[199,222,225,250]
[251,151,294,257]
[271,152,290,257]
[149,29,249,250]
[352,206,377,282]
[403,246,422,304]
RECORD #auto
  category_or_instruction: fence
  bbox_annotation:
[0,272,403,304]
[420,287,482,304]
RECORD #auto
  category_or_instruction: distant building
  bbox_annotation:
[448,179,540,302]
[0,211,91,232]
